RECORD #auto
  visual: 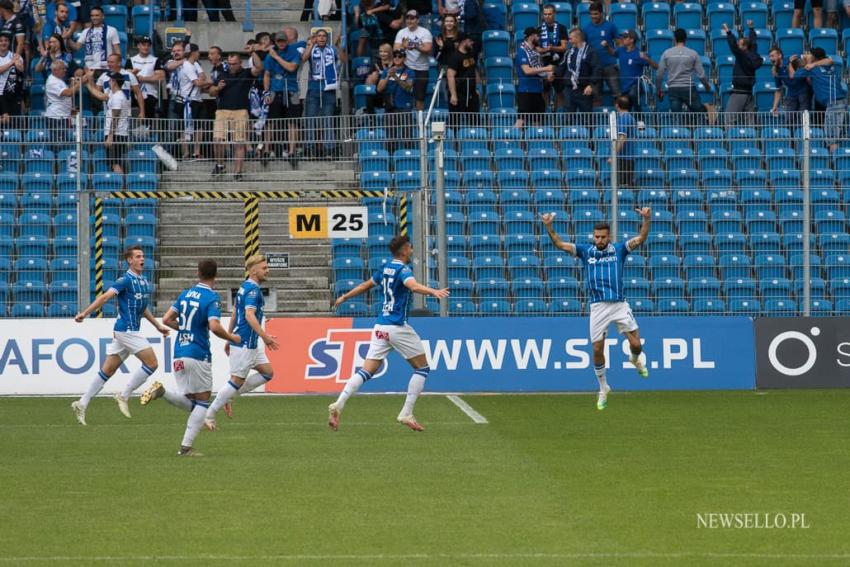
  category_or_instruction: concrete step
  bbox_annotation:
[159,254,330,269]
[163,160,356,178]
[158,275,328,289]
[158,244,330,256]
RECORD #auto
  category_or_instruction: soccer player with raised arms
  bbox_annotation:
[70,245,170,425]
[140,259,241,456]
[204,254,279,429]
[541,208,651,410]
[329,235,450,432]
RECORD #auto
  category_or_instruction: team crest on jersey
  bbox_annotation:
[173,360,185,371]
[375,330,390,340]
[305,328,387,382]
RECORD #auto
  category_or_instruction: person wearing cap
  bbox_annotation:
[263,30,304,162]
[377,48,414,112]
[538,4,568,110]
[582,1,619,103]
[104,72,131,174]
[515,27,555,126]
[68,6,121,74]
[36,32,79,83]
[446,35,479,116]
[126,36,165,122]
[790,49,847,152]
[722,21,762,118]
[393,9,433,111]
[602,29,657,112]
[87,53,144,119]
[0,32,24,120]
[0,0,25,58]
[563,28,600,113]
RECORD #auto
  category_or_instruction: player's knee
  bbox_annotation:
[143,361,158,373]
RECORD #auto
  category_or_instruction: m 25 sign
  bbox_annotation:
[288,206,368,239]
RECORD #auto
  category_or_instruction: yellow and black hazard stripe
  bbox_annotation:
[243,197,260,276]
[93,198,104,318]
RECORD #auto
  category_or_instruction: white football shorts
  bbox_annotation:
[365,323,426,361]
[228,345,270,378]
[173,357,213,395]
[106,331,153,361]
[589,301,639,344]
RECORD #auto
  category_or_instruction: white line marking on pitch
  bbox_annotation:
[2,552,850,562]
[446,395,488,424]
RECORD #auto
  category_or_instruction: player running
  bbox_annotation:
[328,235,450,432]
[541,208,651,410]
[71,245,170,425]
[204,254,279,429]
[140,259,241,456]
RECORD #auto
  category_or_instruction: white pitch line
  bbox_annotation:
[1,552,849,562]
[446,395,488,424]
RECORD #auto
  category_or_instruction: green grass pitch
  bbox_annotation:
[0,391,848,566]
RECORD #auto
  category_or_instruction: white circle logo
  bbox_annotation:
[587,258,597,264]
[767,329,819,376]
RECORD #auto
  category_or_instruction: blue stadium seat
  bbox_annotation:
[664,147,695,171]
[444,212,466,236]
[103,4,128,31]
[50,258,76,282]
[528,148,560,171]
[18,213,51,238]
[548,275,580,299]
[657,298,690,314]
[446,256,471,280]
[545,255,578,278]
[549,299,581,315]
[764,299,797,316]
[486,83,515,109]
[477,278,510,300]
[48,281,77,303]
[54,236,78,257]
[649,209,674,233]
[449,300,477,316]
[92,172,123,192]
[636,168,664,188]
[635,147,661,171]
[740,188,771,208]
[694,299,726,314]
[563,146,594,170]
[472,256,505,280]
[11,303,45,318]
[484,57,512,84]
[337,300,369,317]
[746,210,777,233]
[368,213,396,236]
[394,170,420,192]
[643,2,671,31]
[21,172,53,194]
[332,257,364,280]
[755,254,788,279]
[512,277,545,301]
[495,148,526,172]
[512,2,540,34]
[810,28,839,55]
[677,210,708,233]
[469,210,500,236]
[820,233,850,255]
[686,29,706,55]
[125,214,157,238]
[508,254,541,279]
[505,233,536,256]
[610,3,638,30]
[573,208,603,237]
[127,150,157,174]
[672,189,706,213]
[333,279,360,296]
[809,299,833,315]
[647,29,674,61]
[683,254,716,279]
[776,28,804,56]
[760,277,792,299]
[12,279,47,303]
[449,278,474,300]
[123,235,156,258]
[825,254,850,280]
[707,2,735,29]
[680,232,711,256]
[794,278,827,299]
[480,300,511,316]
[729,298,761,315]
[624,277,651,300]
[674,2,702,28]
[790,254,822,281]
[393,148,420,171]
[355,128,387,153]
[48,302,77,317]
[750,232,782,255]
[765,147,796,170]
[16,235,49,256]
[724,277,757,300]
[505,210,535,235]
[711,211,743,233]
[652,277,686,299]
[458,127,489,153]
[462,169,495,190]
[649,255,681,278]
[359,149,390,173]
[15,257,48,283]
[514,299,547,315]
[333,238,362,258]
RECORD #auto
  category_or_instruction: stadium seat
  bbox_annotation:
[18,213,51,238]
[15,258,48,283]
[477,278,510,301]
[495,149,526,172]
[549,299,581,315]
[685,29,706,56]
[729,298,761,315]
[49,281,77,303]
[514,299,547,315]
[480,300,511,316]
[657,298,690,314]
[755,254,788,279]
[649,255,681,279]
[647,29,674,61]
[11,303,45,318]
[512,3,540,34]
[545,255,578,278]
[472,256,505,280]
[764,299,797,316]
[16,235,49,257]
[707,3,735,30]
[794,278,827,300]
[624,277,651,300]
[683,255,716,279]
[776,28,804,56]
[505,234,536,256]
[643,2,671,31]
[511,277,545,301]
[332,257,364,281]
[680,232,711,256]
[674,3,702,29]
[724,277,757,300]
[677,210,708,234]
[508,255,541,279]
[337,300,369,317]
[486,83,515,109]
[448,300,477,316]
[760,278,792,299]
[810,28,839,55]
[448,278,474,300]
[825,255,850,280]
[693,299,726,314]
[610,3,638,30]
[48,302,77,317]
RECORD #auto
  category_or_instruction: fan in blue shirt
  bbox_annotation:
[541,208,652,411]
[142,259,241,457]
[329,235,450,433]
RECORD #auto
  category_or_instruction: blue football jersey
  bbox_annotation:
[109,270,152,332]
[575,242,630,304]
[372,259,414,325]
[233,279,264,349]
[171,283,221,362]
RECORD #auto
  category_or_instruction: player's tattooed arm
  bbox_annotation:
[334,279,376,308]
[540,213,576,255]
[404,278,450,299]
[628,207,652,251]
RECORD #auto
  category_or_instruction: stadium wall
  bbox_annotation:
[0,317,755,394]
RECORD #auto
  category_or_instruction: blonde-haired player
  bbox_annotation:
[204,254,279,429]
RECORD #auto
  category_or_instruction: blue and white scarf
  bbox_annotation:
[310,46,338,92]
[567,43,588,91]
[540,22,561,63]
[84,24,108,65]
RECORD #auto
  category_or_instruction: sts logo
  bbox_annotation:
[306,328,388,383]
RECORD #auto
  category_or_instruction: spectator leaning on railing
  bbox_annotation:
[208,52,262,179]
[582,1,618,103]
[770,45,812,115]
[302,28,345,157]
[446,35,479,115]
[126,35,165,122]
[44,59,86,141]
[104,73,131,175]
[0,32,24,120]
[263,29,303,163]
[789,48,847,153]
[68,6,120,76]
[515,27,554,126]
[563,28,599,113]
[656,28,711,114]
[394,9,432,111]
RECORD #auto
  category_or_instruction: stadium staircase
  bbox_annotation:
[155,159,357,317]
